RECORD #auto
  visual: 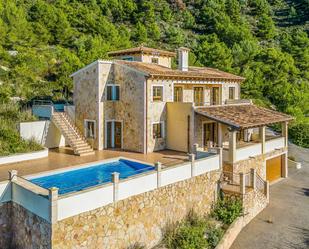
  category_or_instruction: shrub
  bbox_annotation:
[211,197,243,225]
[0,103,42,156]
[162,211,224,249]
[205,224,224,248]
[171,223,208,249]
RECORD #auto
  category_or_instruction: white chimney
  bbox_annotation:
[177,47,190,71]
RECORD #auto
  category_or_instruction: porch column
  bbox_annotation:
[229,130,237,164]
[218,123,223,147]
[281,121,288,148]
[259,126,266,154]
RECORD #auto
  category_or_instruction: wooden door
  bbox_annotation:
[266,156,282,182]
[106,121,112,148]
[203,123,217,148]
[114,122,122,148]
[194,87,204,106]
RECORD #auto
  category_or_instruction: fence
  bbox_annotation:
[1,153,221,222]
[222,168,269,197]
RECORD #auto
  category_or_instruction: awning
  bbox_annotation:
[195,104,294,130]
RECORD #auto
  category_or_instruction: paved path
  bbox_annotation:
[231,163,309,249]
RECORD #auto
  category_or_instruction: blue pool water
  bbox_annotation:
[30,159,154,195]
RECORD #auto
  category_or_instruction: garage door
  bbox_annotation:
[266,156,282,182]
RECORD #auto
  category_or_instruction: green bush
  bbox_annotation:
[0,103,43,156]
[211,197,243,225]
[289,122,309,148]
[162,211,224,249]
[205,225,224,248]
[172,223,208,249]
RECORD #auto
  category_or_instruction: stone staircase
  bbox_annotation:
[52,112,95,156]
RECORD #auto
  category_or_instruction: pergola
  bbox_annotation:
[195,104,294,163]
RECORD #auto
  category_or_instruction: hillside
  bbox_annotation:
[0,0,308,147]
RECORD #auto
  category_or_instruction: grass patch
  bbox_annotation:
[0,103,43,156]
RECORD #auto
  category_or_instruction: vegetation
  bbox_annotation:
[0,104,43,156]
[160,198,242,249]
[211,196,243,225]
[0,0,308,147]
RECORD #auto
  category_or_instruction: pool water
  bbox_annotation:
[30,159,154,195]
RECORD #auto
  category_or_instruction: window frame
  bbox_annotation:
[173,85,184,102]
[152,121,165,139]
[106,84,120,101]
[193,86,204,106]
[84,119,96,139]
[228,86,236,100]
[151,57,159,64]
[152,85,164,102]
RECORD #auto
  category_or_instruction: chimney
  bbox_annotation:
[177,47,190,71]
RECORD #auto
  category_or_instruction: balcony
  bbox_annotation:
[223,134,286,163]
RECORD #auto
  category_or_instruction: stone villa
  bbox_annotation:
[68,45,293,183]
[0,46,294,249]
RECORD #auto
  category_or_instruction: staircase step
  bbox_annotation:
[52,113,93,156]
[78,151,95,157]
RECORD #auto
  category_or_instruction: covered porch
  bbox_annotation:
[194,104,294,164]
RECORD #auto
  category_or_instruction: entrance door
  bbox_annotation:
[212,87,220,105]
[266,156,282,182]
[114,122,122,148]
[203,122,217,149]
[194,87,204,106]
[106,121,122,148]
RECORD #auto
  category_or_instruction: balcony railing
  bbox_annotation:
[193,99,252,107]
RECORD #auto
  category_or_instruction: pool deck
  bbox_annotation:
[0,148,189,181]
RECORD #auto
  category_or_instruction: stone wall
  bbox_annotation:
[104,63,146,153]
[52,170,221,249]
[11,202,51,249]
[0,202,51,249]
[0,202,11,249]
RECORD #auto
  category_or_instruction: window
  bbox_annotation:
[151,57,159,64]
[212,87,220,105]
[174,86,183,102]
[229,87,235,100]
[85,120,96,139]
[121,56,134,61]
[152,86,163,101]
[194,87,204,106]
[153,122,164,139]
[106,85,120,101]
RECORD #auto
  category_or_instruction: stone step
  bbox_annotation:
[78,151,95,157]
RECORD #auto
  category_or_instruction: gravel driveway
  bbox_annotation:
[231,145,309,249]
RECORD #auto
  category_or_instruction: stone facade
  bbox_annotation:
[52,170,221,249]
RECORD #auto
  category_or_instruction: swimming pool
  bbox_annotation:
[30,159,155,195]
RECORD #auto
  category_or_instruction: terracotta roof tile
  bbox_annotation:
[195,104,294,129]
[108,46,176,57]
[116,60,245,81]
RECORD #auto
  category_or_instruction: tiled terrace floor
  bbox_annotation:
[0,148,189,181]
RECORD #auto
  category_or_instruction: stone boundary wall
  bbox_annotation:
[52,170,221,249]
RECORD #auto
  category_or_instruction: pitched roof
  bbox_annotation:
[195,104,294,129]
[108,46,176,57]
[116,60,245,81]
